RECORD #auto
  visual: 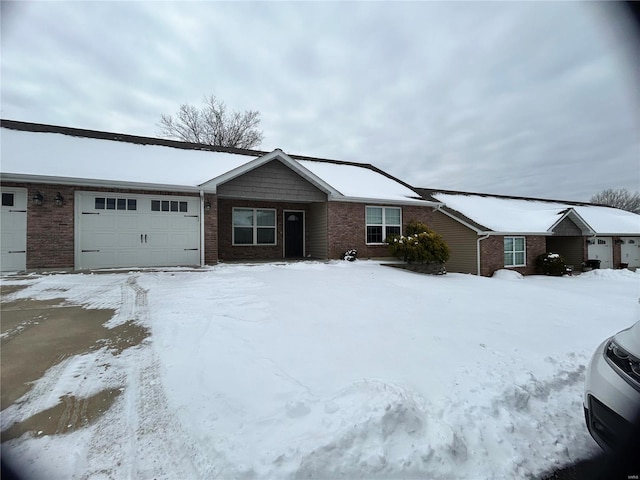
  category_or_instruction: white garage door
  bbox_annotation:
[587,236,613,269]
[75,191,200,270]
[0,187,27,272]
[620,237,640,268]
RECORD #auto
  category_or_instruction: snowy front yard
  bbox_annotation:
[2,261,639,479]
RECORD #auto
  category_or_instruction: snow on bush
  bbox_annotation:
[536,252,568,276]
[343,249,358,261]
[387,220,450,264]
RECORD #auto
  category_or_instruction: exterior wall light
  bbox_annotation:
[33,191,44,206]
[205,201,211,211]
[54,192,64,206]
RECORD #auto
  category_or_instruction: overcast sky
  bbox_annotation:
[1,1,638,202]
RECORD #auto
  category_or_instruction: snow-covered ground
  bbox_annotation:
[2,261,639,479]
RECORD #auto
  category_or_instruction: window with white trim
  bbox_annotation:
[366,206,401,244]
[233,208,276,245]
[504,237,526,267]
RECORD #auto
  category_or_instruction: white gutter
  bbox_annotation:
[476,233,490,276]
[327,195,439,206]
[200,190,205,267]
[0,172,204,193]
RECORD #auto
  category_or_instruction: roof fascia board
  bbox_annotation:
[329,196,440,206]
[482,231,555,236]
[0,173,205,193]
[593,232,640,236]
[201,150,341,197]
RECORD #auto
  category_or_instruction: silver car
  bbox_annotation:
[584,320,640,451]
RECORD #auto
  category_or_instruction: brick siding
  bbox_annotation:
[326,202,436,259]
[217,198,311,261]
[480,235,547,276]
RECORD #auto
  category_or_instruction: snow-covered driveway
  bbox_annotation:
[2,261,638,479]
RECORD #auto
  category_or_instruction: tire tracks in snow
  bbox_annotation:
[77,274,202,479]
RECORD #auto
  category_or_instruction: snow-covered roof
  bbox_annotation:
[0,122,429,204]
[573,205,640,235]
[297,160,424,203]
[431,192,640,235]
[0,127,253,190]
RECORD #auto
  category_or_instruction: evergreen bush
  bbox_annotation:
[386,220,450,264]
[535,252,567,276]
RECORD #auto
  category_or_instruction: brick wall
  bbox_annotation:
[203,193,218,265]
[26,184,75,269]
[217,198,311,261]
[326,202,436,259]
[480,235,547,276]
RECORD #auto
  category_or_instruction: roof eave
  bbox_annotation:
[0,172,206,193]
[329,195,440,206]
[481,231,555,236]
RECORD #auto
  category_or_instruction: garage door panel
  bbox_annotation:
[76,191,200,269]
[116,215,141,230]
[81,214,116,229]
[587,237,613,269]
[621,237,640,268]
[1,187,27,272]
[149,216,171,230]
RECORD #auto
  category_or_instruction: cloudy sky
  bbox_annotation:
[1,1,638,202]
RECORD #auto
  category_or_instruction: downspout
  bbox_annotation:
[476,233,490,276]
[200,190,205,267]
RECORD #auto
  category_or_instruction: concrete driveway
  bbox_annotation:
[1,283,148,442]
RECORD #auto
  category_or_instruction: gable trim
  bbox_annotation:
[548,208,595,235]
[200,150,341,197]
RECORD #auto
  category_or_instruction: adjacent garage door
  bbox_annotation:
[0,187,27,272]
[587,236,613,269]
[75,191,200,270]
[620,237,640,268]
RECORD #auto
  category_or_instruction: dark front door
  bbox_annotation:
[284,211,304,258]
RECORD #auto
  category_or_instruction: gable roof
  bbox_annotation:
[0,119,434,204]
[416,188,640,236]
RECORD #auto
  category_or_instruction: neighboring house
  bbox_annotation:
[416,189,640,276]
[0,120,439,272]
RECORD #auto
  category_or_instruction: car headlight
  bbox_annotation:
[604,339,640,393]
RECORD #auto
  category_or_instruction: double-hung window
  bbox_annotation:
[233,208,276,245]
[366,206,401,244]
[504,237,526,267]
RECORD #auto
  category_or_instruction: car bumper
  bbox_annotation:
[584,339,640,451]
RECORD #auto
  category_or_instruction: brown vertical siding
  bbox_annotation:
[553,217,582,235]
[217,160,327,202]
[430,211,479,275]
[307,202,328,258]
[546,236,584,269]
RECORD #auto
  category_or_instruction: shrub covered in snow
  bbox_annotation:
[535,252,567,276]
[343,249,358,261]
[386,220,450,265]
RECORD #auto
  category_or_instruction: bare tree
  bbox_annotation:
[590,188,640,214]
[158,95,263,149]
